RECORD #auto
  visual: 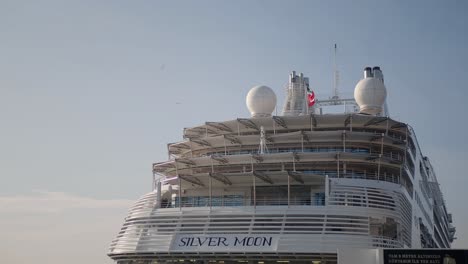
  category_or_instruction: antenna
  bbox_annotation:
[258,126,268,154]
[332,44,340,100]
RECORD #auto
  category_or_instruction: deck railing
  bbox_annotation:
[163,196,326,209]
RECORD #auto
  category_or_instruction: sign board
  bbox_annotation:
[170,234,279,252]
[384,249,468,264]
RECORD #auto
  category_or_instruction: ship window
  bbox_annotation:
[369,217,398,240]
[174,195,244,208]
[254,186,313,206]
[314,193,325,205]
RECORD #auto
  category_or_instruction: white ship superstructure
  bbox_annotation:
[108,67,455,264]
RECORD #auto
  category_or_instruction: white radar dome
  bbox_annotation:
[246,85,277,118]
[354,77,387,115]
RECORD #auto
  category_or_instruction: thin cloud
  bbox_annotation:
[0,191,134,213]
[0,191,132,264]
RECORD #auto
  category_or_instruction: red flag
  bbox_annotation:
[307,89,315,107]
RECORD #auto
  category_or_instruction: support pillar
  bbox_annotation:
[377,133,384,180]
[251,157,256,209]
[156,180,162,208]
[178,177,182,210]
[288,172,291,207]
[336,153,340,178]
[223,137,227,155]
[210,160,214,209]
[301,133,304,152]
[325,175,329,206]
[342,131,346,152]
[175,162,181,210]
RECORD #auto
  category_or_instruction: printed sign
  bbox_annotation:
[384,249,468,264]
[170,234,279,252]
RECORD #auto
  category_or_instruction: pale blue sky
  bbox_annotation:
[1,1,467,263]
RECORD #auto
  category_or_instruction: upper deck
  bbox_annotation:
[153,114,416,200]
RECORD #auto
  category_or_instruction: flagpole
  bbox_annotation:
[305,82,308,115]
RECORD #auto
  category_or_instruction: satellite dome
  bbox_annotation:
[354,77,387,115]
[246,85,277,118]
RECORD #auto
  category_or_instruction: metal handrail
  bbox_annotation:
[167,197,326,209]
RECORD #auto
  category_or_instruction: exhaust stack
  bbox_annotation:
[364,67,373,78]
[372,66,384,83]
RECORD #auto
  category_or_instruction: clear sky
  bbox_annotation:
[1,0,467,263]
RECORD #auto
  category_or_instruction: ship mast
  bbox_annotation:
[332,43,339,100]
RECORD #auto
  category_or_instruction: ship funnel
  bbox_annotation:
[281,71,312,116]
[373,66,384,83]
[354,66,387,115]
[364,67,373,78]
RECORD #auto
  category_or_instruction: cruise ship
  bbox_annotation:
[108,67,456,264]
